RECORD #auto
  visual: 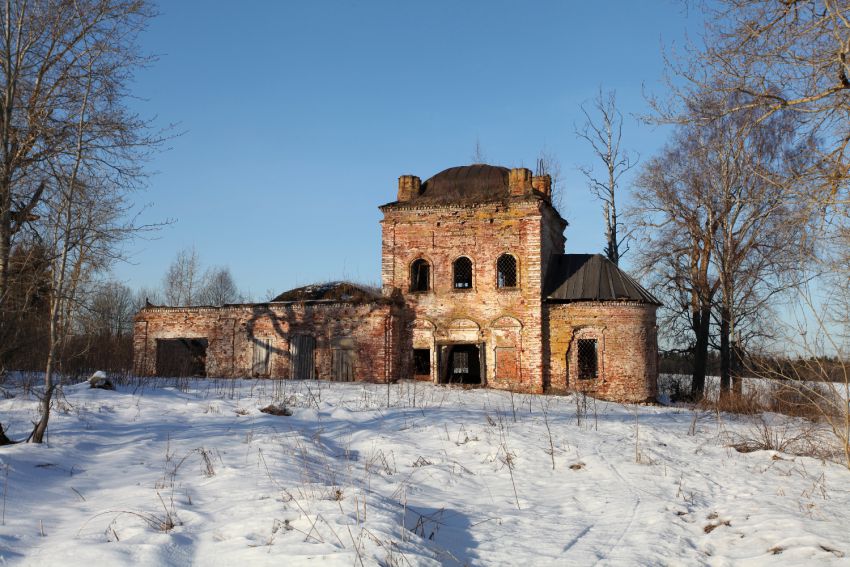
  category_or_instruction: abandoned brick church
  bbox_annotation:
[134,164,660,402]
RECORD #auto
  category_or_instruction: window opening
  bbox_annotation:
[577,338,598,379]
[413,348,430,375]
[410,259,430,292]
[497,254,517,288]
[441,344,482,384]
[453,350,469,373]
[453,257,473,289]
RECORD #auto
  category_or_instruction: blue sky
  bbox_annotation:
[116,1,703,299]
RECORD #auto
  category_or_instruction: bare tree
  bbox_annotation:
[471,138,487,164]
[707,104,813,394]
[163,246,202,306]
[576,89,637,265]
[0,0,156,309]
[636,91,814,398]
[684,1,850,194]
[133,284,163,311]
[633,126,719,398]
[80,281,135,338]
[197,266,240,306]
[662,0,850,465]
[33,172,139,443]
[662,1,850,278]
[2,0,161,444]
[0,240,49,369]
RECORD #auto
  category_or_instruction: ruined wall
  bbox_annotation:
[133,301,403,382]
[380,198,564,392]
[546,301,658,402]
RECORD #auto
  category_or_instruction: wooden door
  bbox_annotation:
[252,338,272,377]
[289,335,315,379]
[331,348,355,382]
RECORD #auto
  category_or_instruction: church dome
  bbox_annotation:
[418,164,510,203]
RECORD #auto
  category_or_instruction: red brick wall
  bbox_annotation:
[133,176,658,403]
[134,302,402,382]
[546,301,658,402]
[380,197,565,393]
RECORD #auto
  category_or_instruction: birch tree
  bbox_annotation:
[0,0,160,444]
[0,0,155,308]
[163,246,202,306]
[687,0,850,193]
[576,89,636,266]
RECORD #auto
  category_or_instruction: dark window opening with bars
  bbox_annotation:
[410,259,430,292]
[413,348,430,375]
[577,338,598,379]
[453,350,470,373]
[497,254,517,288]
[453,257,473,289]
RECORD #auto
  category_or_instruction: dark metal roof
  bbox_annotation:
[271,281,386,304]
[416,164,510,204]
[544,254,661,305]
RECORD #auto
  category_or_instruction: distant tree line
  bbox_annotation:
[1,244,246,376]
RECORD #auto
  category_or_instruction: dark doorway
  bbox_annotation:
[290,335,316,379]
[413,348,431,378]
[439,344,482,384]
[156,338,208,377]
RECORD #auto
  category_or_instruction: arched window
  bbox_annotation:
[453,257,473,289]
[497,254,517,288]
[410,259,430,292]
[577,338,598,379]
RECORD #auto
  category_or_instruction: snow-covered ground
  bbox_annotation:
[1,376,849,566]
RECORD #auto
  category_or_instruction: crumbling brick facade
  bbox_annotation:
[380,170,563,393]
[134,299,404,381]
[545,302,658,402]
[133,163,660,402]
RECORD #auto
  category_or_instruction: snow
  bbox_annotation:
[1,376,849,566]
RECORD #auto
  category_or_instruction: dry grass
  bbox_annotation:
[767,382,842,420]
[698,389,765,415]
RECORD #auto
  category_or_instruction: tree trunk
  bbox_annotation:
[0,181,10,306]
[731,339,744,395]
[0,421,15,445]
[29,385,53,444]
[30,332,56,443]
[719,306,731,394]
[691,304,712,399]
